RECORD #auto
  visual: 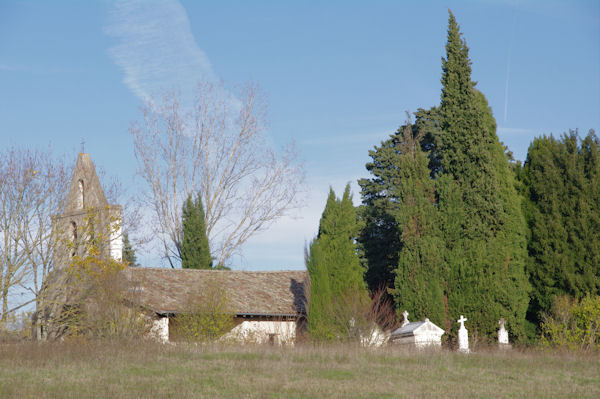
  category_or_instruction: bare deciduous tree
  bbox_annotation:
[131,81,304,267]
[0,147,70,323]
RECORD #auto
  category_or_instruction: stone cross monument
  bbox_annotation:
[498,318,511,349]
[457,315,470,353]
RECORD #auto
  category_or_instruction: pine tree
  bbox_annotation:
[121,231,138,267]
[520,130,600,324]
[181,194,212,269]
[307,185,368,340]
[358,135,404,292]
[436,11,529,338]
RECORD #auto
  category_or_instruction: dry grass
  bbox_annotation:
[0,341,598,398]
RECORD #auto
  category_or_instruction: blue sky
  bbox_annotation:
[1,0,599,270]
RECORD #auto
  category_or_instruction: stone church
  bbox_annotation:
[39,153,307,343]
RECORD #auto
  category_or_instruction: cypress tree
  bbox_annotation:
[520,130,600,324]
[359,109,443,293]
[122,231,138,267]
[390,117,446,327]
[307,185,368,340]
[306,227,335,340]
[436,11,529,338]
[181,194,212,269]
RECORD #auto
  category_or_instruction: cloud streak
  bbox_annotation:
[0,64,18,71]
[104,0,215,102]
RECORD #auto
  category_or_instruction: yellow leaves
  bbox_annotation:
[541,294,600,352]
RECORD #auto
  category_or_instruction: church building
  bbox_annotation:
[38,153,307,344]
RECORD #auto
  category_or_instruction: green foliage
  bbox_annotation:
[122,231,138,267]
[359,114,445,326]
[432,11,530,339]
[357,137,402,292]
[307,185,369,340]
[541,295,600,352]
[519,130,600,324]
[171,280,234,342]
[389,119,446,327]
[360,12,530,339]
[306,238,334,340]
[414,106,443,177]
[181,194,212,269]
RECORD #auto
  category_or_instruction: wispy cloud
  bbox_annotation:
[104,0,215,102]
[0,63,18,71]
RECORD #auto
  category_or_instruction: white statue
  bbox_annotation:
[401,310,409,327]
[457,315,469,353]
[498,318,511,349]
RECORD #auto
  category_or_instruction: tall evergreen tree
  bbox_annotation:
[358,134,405,292]
[121,231,138,267]
[390,117,446,327]
[436,11,529,338]
[307,185,368,340]
[519,130,600,324]
[359,109,442,293]
[181,194,212,269]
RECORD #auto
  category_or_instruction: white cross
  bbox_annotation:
[457,315,467,329]
[402,310,409,323]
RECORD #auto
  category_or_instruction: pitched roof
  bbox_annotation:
[391,319,444,338]
[65,153,109,212]
[124,268,308,317]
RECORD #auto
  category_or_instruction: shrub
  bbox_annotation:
[0,312,34,342]
[307,286,398,345]
[540,294,600,352]
[170,279,234,342]
[50,211,152,340]
[65,252,151,340]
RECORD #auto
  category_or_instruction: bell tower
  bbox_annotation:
[53,153,123,270]
[37,153,123,340]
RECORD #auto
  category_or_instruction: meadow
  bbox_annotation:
[0,341,597,398]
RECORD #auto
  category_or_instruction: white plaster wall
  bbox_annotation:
[222,320,296,345]
[150,316,169,343]
[415,332,443,348]
[109,222,122,261]
[392,333,442,348]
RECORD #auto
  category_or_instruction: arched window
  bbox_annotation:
[71,221,77,240]
[71,221,77,257]
[78,179,84,208]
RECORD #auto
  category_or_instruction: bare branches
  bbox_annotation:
[0,147,70,322]
[132,81,304,266]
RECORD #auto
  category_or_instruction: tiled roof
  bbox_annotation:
[124,268,308,316]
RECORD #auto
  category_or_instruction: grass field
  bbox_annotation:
[0,341,598,398]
